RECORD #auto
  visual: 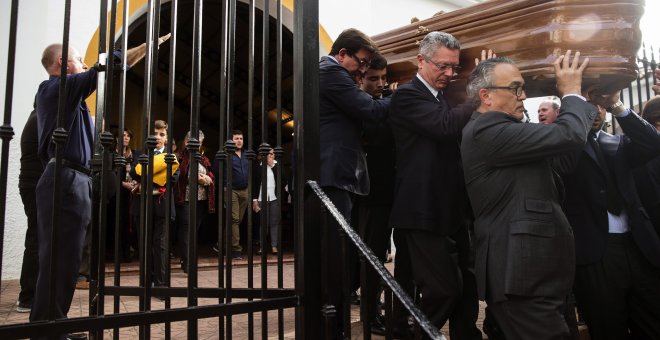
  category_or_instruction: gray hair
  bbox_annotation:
[466,57,515,107]
[540,99,560,111]
[418,32,460,59]
[185,129,205,142]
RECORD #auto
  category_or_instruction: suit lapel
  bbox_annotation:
[412,76,438,102]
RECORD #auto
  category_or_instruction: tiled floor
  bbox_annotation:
[0,253,490,339]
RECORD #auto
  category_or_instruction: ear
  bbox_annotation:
[479,88,491,106]
[416,54,425,70]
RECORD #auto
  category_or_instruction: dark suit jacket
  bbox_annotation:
[634,156,660,235]
[319,56,390,195]
[252,162,286,202]
[560,112,660,270]
[461,96,596,302]
[389,76,473,234]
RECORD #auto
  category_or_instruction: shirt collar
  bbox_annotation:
[327,55,339,64]
[416,73,440,99]
[154,147,165,153]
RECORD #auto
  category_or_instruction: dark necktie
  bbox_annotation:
[436,91,448,107]
[154,150,162,155]
[588,132,623,215]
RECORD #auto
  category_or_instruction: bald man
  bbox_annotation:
[538,100,560,124]
[31,36,168,334]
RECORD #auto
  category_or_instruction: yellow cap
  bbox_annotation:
[135,153,180,186]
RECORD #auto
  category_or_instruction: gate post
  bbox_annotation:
[293,0,321,338]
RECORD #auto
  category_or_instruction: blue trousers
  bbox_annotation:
[30,164,91,338]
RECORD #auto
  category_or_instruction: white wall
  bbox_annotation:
[0,0,101,280]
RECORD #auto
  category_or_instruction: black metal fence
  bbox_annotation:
[619,43,658,122]
[0,0,314,338]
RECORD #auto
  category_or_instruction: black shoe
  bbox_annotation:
[370,314,387,336]
[16,300,31,313]
[231,251,243,260]
[180,260,188,274]
[392,324,415,339]
[66,333,88,340]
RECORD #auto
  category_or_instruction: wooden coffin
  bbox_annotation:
[371,0,645,102]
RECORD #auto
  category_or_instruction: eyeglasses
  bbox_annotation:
[350,54,370,69]
[424,57,461,74]
[486,84,526,97]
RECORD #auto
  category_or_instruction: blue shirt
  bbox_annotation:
[37,70,97,167]
[37,50,122,167]
[230,151,249,189]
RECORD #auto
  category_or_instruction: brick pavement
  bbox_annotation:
[0,253,493,339]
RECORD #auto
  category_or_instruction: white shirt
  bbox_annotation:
[256,161,277,202]
[416,73,440,100]
[592,129,629,234]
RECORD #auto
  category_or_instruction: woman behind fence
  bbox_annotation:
[174,130,215,273]
[252,147,282,255]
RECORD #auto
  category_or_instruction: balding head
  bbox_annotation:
[41,44,87,76]
[537,100,560,124]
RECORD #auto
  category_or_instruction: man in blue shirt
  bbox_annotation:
[229,130,249,259]
[31,36,168,330]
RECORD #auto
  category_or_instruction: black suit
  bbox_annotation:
[462,96,596,340]
[318,55,390,332]
[389,75,480,338]
[560,111,660,340]
[634,156,660,235]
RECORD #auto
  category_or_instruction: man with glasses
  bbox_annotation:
[388,31,483,338]
[461,52,596,339]
[318,28,390,336]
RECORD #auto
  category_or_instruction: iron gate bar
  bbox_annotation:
[642,45,651,102]
[103,286,296,298]
[113,1,132,339]
[139,0,160,338]
[187,0,204,337]
[307,180,445,339]
[292,0,322,337]
[0,0,18,288]
[0,296,298,339]
[275,0,285,338]
[164,0,179,337]
[216,0,229,337]
[224,0,239,337]
[47,0,73,322]
[165,1,180,338]
[246,0,257,338]
[260,1,271,339]
[95,1,120,336]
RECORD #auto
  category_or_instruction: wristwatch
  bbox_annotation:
[607,101,624,112]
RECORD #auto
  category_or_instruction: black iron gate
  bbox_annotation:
[0,0,321,338]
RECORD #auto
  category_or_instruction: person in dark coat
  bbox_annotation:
[31,36,168,335]
[560,96,660,340]
[174,130,215,273]
[17,106,44,313]
[318,28,390,335]
[633,96,660,235]
[461,52,595,340]
[252,147,283,254]
[388,31,482,339]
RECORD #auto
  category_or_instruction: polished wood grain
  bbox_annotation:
[373,0,644,101]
